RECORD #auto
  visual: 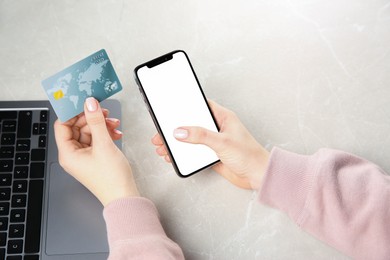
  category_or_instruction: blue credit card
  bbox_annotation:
[42,49,122,122]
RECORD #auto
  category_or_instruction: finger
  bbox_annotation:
[156,145,168,156]
[77,117,121,145]
[54,119,81,167]
[72,109,109,130]
[102,108,109,117]
[151,133,164,146]
[105,118,121,130]
[78,117,120,135]
[72,113,87,129]
[164,155,171,163]
[108,128,123,141]
[54,119,74,150]
[105,118,122,141]
[78,130,92,145]
[173,127,224,153]
[207,99,231,127]
[84,97,112,147]
[79,128,122,145]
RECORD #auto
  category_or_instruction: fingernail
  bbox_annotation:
[86,97,98,112]
[173,128,188,139]
[114,129,123,135]
[106,118,119,123]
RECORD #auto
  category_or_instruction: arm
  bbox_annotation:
[153,100,390,259]
[103,197,184,260]
[54,97,184,260]
[259,147,390,260]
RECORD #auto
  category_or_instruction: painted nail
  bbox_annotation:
[106,118,119,123]
[114,129,123,135]
[86,97,98,112]
[173,128,188,139]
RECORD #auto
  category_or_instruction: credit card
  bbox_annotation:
[42,49,122,122]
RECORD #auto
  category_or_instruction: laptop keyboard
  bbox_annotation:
[0,109,48,260]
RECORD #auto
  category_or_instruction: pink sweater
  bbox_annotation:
[103,147,390,259]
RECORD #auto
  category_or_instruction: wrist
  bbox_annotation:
[100,182,140,207]
[249,147,270,190]
[101,189,140,207]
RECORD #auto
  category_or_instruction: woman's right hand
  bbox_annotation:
[152,100,270,190]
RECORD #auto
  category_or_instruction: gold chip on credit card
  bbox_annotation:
[53,90,64,100]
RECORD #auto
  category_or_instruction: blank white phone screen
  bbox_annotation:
[137,51,219,176]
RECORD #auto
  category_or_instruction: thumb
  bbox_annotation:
[173,127,223,153]
[84,97,111,146]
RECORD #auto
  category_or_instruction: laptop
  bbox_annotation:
[0,99,121,259]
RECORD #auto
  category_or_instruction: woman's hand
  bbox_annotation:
[152,100,270,190]
[54,97,139,206]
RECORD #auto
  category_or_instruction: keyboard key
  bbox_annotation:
[0,232,5,246]
[24,256,39,260]
[14,166,28,179]
[0,188,11,200]
[0,217,8,230]
[9,224,24,238]
[38,136,46,148]
[1,133,15,145]
[31,149,45,161]
[25,180,44,253]
[30,163,44,178]
[10,209,25,223]
[2,120,16,132]
[32,123,39,135]
[15,153,29,165]
[7,256,22,260]
[0,146,14,158]
[7,239,23,254]
[13,180,27,193]
[0,248,4,259]
[0,161,13,172]
[40,110,48,122]
[16,140,30,151]
[0,174,12,185]
[0,202,9,215]
[17,111,32,138]
[39,123,47,135]
[11,195,26,208]
[8,256,23,260]
[0,111,17,121]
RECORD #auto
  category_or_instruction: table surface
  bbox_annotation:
[1,0,389,259]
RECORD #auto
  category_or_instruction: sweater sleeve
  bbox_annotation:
[103,197,185,260]
[259,147,390,260]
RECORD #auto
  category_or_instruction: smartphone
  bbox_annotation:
[134,50,220,177]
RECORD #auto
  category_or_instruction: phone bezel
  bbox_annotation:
[134,50,220,178]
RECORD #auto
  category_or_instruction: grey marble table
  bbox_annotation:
[1,0,389,259]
